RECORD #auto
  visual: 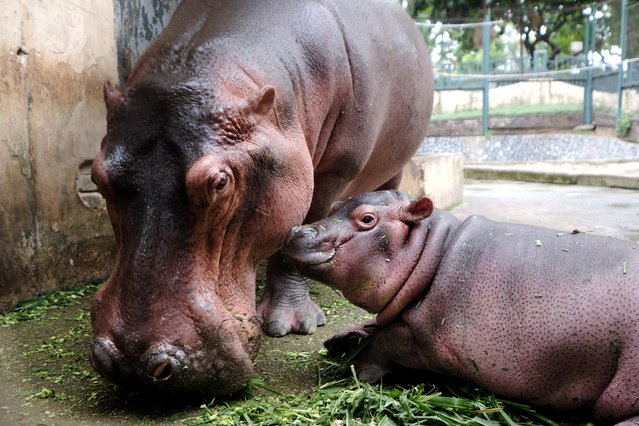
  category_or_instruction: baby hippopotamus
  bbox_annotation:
[282,190,639,425]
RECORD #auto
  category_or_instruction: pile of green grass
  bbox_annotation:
[184,374,560,426]
[0,282,102,326]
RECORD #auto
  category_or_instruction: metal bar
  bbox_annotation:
[616,0,629,126]
[583,7,594,124]
[482,1,491,136]
[415,20,503,29]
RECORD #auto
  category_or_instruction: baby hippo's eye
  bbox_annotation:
[356,213,378,230]
[362,214,375,224]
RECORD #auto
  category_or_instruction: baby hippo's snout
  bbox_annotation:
[283,225,318,247]
[282,224,336,267]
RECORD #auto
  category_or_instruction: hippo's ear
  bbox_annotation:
[244,86,275,117]
[401,196,433,223]
[104,81,125,114]
[328,200,346,216]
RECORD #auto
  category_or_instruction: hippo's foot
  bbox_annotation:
[353,361,389,384]
[324,321,379,357]
[257,254,326,337]
[325,325,390,384]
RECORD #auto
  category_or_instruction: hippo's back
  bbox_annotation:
[411,215,639,410]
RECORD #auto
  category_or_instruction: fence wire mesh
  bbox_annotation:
[416,0,639,128]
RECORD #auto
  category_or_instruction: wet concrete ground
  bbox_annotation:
[450,180,639,242]
[0,179,637,425]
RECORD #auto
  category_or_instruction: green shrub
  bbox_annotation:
[616,112,631,138]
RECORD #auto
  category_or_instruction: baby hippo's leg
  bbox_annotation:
[324,320,380,357]
[593,349,639,425]
[345,321,423,383]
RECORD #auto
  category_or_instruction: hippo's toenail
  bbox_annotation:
[316,311,327,326]
[298,316,317,334]
[266,320,288,337]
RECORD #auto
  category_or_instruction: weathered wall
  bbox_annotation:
[0,1,118,311]
[399,154,464,210]
[115,0,179,85]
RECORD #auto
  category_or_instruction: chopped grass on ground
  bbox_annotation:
[184,374,561,426]
[0,282,102,326]
[0,281,594,425]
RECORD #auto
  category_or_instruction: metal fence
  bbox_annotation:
[418,0,639,134]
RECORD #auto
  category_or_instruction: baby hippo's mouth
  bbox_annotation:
[287,246,335,265]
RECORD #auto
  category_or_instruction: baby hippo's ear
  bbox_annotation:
[328,200,346,215]
[401,196,434,223]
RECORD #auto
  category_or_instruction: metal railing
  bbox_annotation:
[423,0,638,133]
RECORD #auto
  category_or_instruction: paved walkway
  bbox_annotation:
[465,160,639,189]
[450,179,639,242]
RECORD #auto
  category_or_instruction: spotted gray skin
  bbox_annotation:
[282,190,639,424]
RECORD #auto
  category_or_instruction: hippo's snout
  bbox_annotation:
[90,337,125,379]
[90,339,185,386]
[90,305,258,395]
[282,224,337,266]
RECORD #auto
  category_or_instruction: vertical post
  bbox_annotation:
[482,0,491,136]
[616,0,628,125]
[583,6,594,124]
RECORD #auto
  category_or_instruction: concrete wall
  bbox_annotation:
[399,154,464,210]
[433,80,639,115]
[0,1,119,311]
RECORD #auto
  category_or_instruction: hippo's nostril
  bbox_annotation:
[303,226,319,236]
[146,355,176,382]
[283,225,303,249]
[90,339,118,377]
[152,360,173,380]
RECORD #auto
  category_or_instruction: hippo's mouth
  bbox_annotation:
[295,246,336,265]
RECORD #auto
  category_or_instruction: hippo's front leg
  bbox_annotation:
[257,253,326,336]
[331,321,424,383]
[324,320,380,357]
[257,171,354,337]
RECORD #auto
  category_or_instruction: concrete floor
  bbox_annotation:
[450,179,639,242]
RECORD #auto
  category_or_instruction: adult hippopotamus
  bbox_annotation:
[89,1,432,395]
[282,190,639,424]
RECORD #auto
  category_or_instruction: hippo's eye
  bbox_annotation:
[361,214,375,224]
[186,157,235,209]
[356,213,378,230]
[215,173,228,191]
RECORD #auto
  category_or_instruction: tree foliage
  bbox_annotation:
[410,0,626,64]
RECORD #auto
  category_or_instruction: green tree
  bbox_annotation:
[412,0,611,63]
